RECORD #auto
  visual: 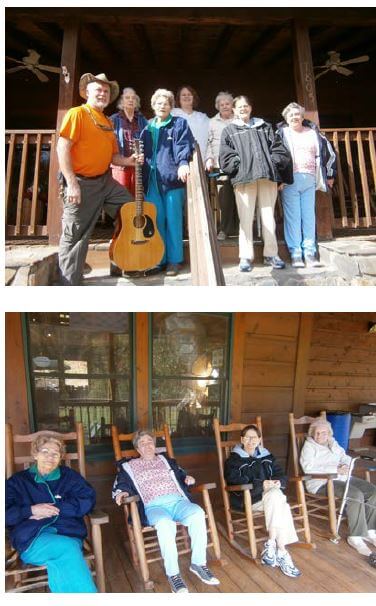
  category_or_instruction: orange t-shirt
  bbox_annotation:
[59,104,119,177]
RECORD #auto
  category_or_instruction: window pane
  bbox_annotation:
[152,313,230,442]
[26,313,132,446]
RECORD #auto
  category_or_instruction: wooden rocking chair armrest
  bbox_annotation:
[225,483,253,492]
[191,482,216,493]
[88,508,109,525]
[302,473,338,480]
[120,494,140,505]
[288,476,305,483]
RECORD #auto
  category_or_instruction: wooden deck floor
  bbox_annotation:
[101,504,376,594]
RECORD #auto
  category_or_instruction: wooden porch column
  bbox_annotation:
[292,20,333,240]
[230,312,247,423]
[47,20,81,245]
[135,313,150,428]
[6,313,30,433]
[292,312,314,418]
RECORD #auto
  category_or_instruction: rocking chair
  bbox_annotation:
[5,422,109,593]
[213,417,313,560]
[111,424,221,590]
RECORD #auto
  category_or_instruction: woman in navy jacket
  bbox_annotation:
[6,431,97,593]
[140,88,195,277]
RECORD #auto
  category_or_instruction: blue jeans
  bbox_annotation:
[145,494,207,577]
[281,172,316,258]
[21,528,97,593]
[147,173,185,265]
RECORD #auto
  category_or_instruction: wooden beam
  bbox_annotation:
[5,313,30,433]
[133,24,156,68]
[292,313,314,418]
[135,313,150,429]
[230,313,247,423]
[47,19,81,245]
[292,20,333,240]
[84,23,127,64]
[206,25,235,67]
[236,29,275,68]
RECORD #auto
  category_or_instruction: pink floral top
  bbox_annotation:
[289,128,317,176]
[128,456,180,504]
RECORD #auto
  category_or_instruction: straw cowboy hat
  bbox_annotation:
[79,73,119,104]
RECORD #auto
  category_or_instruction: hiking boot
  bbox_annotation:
[217,231,227,241]
[239,258,252,272]
[166,264,180,277]
[167,573,189,593]
[189,564,220,585]
[261,540,277,567]
[264,255,286,269]
[276,550,301,578]
[291,256,305,268]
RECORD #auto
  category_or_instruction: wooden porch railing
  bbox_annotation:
[186,146,226,285]
[322,128,376,229]
[5,129,56,237]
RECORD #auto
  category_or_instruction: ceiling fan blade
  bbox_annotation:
[336,66,353,76]
[340,55,370,66]
[5,56,24,65]
[315,69,331,80]
[33,68,50,82]
[37,64,61,74]
[23,49,41,64]
[6,66,27,74]
[314,64,329,69]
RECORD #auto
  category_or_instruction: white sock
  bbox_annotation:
[347,536,372,556]
[365,529,376,546]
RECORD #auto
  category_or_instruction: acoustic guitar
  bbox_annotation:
[109,139,165,271]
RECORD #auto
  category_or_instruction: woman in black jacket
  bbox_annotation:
[224,424,301,578]
[219,95,293,273]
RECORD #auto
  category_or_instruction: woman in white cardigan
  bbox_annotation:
[300,418,376,557]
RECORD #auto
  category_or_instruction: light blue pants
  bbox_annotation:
[281,172,316,258]
[145,494,207,577]
[147,174,185,265]
[21,528,97,593]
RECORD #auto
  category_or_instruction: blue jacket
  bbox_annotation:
[110,110,148,156]
[112,453,192,526]
[140,116,195,194]
[6,465,96,554]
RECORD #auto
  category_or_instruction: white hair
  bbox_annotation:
[215,91,233,111]
[117,87,141,111]
[151,88,175,110]
[308,419,334,440]
[282,101,305,121]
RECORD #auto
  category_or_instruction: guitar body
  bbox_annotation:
[110,200,165,271]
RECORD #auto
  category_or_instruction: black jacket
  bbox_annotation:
[219,117,293,186]
[224,445,287,510]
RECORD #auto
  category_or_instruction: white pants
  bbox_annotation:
[252,487,298,546]
[234,179,278,260]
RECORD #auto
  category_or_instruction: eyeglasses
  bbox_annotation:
[38,448,61,459]
[242,436,260,441]
[83,105,114,132]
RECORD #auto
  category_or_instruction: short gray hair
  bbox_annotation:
[308,419,333,440]
[117,87,141,111]
[31,432,66,458]
[132,429,156,449]
[282,102,305,121]
[215,91,233,111]
[151,88,175,111]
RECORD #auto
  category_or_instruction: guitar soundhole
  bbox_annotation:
[134,215,146,229]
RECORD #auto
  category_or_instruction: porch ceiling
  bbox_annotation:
[5,8,376,76]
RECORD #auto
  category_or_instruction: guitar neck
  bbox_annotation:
[134,147,144,216]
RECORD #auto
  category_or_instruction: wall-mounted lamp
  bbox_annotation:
[368,322,376,334]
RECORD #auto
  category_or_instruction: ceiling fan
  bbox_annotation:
[5,49,61,82]
[314,50,370,80]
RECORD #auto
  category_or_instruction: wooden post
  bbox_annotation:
[47,20,81,245]
[292,312,314,418]
[135,313,150,428]
[292,20,333,240]
[230,313,247,423]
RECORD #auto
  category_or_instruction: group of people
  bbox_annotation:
[56,72,337,285]
[6,418,375,593]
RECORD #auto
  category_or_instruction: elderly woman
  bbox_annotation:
[300,418,376,557]
[112,429,219,593]
[5,432,97,593]
[205,91,238,241]
[219,95,293,273]
[140,88,194,277]
[276,102,336,267]
[224,424,301,578]
[110,87,148,195]
[171,85,210,159]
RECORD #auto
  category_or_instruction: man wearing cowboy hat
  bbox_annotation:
[57,72,141,285]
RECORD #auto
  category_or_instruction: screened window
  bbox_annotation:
[26,313,133,447]
[152,313,230,446]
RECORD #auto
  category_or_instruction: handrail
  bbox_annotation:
[186,145,226,285]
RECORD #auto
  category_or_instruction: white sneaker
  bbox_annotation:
[347,536,372,556]
[217,231,226,241]
[365,529,376,547]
